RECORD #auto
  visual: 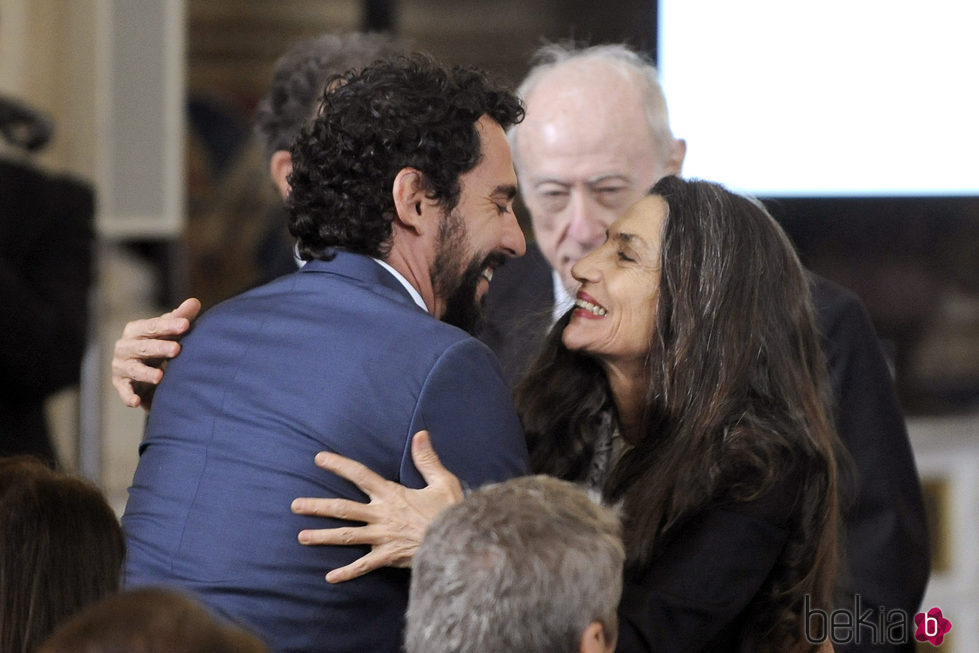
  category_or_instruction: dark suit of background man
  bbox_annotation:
[479,44,929,653]
[122,55,530,653]
[0,96,94,464]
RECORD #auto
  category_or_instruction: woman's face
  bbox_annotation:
[561,194,667,372]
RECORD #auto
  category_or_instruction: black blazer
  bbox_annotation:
[0,160,94,463]
[479,244,929,653]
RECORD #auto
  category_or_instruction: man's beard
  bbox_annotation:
[431,209,505,335]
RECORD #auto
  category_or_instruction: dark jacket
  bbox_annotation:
[0,160,94,463]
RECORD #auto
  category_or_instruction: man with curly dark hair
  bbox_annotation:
[121,54,530,653]
[286,54,526,333]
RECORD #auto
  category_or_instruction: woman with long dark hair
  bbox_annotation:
[296,176,841,651]
[515,176,840,650]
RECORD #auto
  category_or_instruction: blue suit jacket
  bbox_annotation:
[122,252,530,653]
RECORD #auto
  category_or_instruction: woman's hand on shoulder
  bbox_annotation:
[111,298,201,411]
[291,430,463,583]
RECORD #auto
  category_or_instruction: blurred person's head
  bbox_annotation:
[0,457,125,653]
[38,587,269,653]
[510,43,686,293]
[405,475,623,653]
[254,32,405,198]
[288,54,526,333]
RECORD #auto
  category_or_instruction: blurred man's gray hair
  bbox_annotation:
[405,475,624,653]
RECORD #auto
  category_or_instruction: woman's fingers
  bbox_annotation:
[311,451,392,499]
[410,431,463,503]
[291,497,375,526]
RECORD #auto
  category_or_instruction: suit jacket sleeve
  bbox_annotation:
[0,168,94,400]
[402,337,530,490]
[812,277,930,623]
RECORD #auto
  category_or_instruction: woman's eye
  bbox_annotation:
[617,251,635,263]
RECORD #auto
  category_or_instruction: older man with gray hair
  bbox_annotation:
[405,475,623,653]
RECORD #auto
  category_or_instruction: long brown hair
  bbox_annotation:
[0,457,125,653]
[516,176,840,650]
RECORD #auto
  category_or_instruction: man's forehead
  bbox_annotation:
[517,127,658,187]
[518,82,659,175]
[523,60,646,121]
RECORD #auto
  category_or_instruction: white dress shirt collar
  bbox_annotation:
[372,257,429,313]
[552,269,575,326]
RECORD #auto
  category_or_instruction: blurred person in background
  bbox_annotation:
[1,93,94,465]
[112,32,405,410]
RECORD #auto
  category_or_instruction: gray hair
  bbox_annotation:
[511,42,679,165]
[405,475,624,653]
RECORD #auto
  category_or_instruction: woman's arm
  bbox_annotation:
[291,431,464,583]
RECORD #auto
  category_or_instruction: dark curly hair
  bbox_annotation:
[287,54,524,261]
[253,32,406,164]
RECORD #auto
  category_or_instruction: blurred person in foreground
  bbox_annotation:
[38,587,269,653]
[0,456,124,653]
[405,475,623,653]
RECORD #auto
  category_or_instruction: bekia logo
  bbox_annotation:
[914,607,952,647]
[805,595,952,646]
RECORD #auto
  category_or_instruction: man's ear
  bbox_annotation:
[269,150,293,200]
[578,621,615,653]
[392,167,436,235]
[664,137,687,176]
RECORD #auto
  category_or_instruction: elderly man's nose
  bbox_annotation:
[566,198,604,248]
